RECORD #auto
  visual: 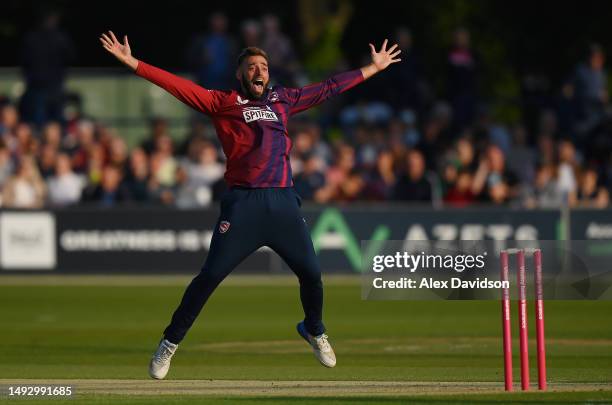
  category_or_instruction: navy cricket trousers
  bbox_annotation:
[163,187,325,344]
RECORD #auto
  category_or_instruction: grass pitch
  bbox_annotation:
[0,275,610,404]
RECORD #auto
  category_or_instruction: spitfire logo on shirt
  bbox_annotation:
[242,106,279,123]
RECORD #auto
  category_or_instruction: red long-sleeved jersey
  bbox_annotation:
[136,61,364,187]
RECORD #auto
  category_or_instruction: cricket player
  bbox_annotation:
[100,30,400,379]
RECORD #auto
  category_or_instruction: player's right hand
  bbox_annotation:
[100,31,138,71]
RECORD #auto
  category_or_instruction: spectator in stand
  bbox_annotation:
[41,121,62,150]
[261,14,299,86]
[438,137,475,198]
[294,153,326,200]
[14,123,38,159]
[444,169,475,207]
[447,27,478,131]
[150,134,177,188]
[418,102,452,169]
[386,27,427,113]
[2,156,46,208]
[141,117,170,156]
[556,80,579,136]
[290,128,319,176]
[187,12,235,90]
[0,104,19,137]
[149,134,177,205]
[439,158,458,199]
[392,149,432,202]
[335,170,366,202]
[305,123,333,166]
[455,136,476,171]
[536,133,556,167]
[574,167,609,208]
[108,136,128,170]
[316,144,356,202]
[124,147,150,202]
[574,43,608,136]
[70,120,96,173]
[62,93,84,141]
[176,141,225,207]
[81,165,130,206]
[174,139,222,208]
[149,158,175,206]
[507,124,536,185]
[363,149,395,200]
[19,11,75,127]
[474,106,511,155]
[0,140,14,190]
[524,164,562,209]
[184,141,224,188]
[38,144,58,178]
[96,124,117,160]
[182,136,205,166]
[356,139,379,174]
[47,153,85,206]
[174,166,196,208]
[397,110,421,147]
[177,118,212,156]
[539,108,559,139]
[240,19,262,48]
[557,139,579,198]
[85,143,106,187]
[471,145,518,204]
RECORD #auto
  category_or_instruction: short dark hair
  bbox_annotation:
[237,47,269,67]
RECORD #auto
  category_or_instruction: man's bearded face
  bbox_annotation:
[237,55,270,99]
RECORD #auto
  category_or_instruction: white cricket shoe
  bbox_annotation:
[148,339,178,379]
[297,321,336,368]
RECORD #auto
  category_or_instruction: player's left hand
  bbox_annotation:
[369,39,402,71]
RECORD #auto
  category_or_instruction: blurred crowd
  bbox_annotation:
[0,12,611,209]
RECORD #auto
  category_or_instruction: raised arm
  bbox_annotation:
[99,31,221,115]
[285,39,401,115]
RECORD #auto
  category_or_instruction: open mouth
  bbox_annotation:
[252,78,265,93]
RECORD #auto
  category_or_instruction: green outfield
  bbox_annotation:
[0,275,610,404]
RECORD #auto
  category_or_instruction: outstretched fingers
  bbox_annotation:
[100,30,130,53]
[109,30,119,44]
[100,33,116,53]
[380,39,388,52]
[100,33,112,46]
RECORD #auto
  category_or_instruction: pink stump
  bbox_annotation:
[517,249,530,390]
[534,249,547,390]
[500,250,513,391]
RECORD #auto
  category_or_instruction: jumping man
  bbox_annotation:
[100,30,401,379]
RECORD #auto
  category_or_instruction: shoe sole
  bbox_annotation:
[148,360,168,380]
